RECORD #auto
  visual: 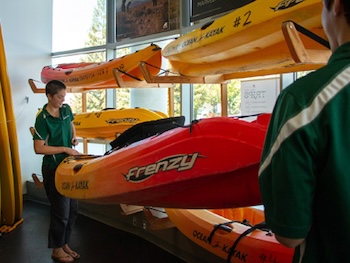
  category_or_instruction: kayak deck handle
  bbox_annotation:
[73,163,84,172]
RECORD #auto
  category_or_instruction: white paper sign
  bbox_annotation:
[240,78,280,115]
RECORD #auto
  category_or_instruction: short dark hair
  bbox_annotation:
[324,0,350,24]
[45,80,66,96]
[324,0,333,10]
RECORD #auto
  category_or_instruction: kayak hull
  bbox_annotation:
[166,208,294,262]
[56,115,270,208]
[74,108,166,140]
[163,0,330,77]
[41,44,162,86]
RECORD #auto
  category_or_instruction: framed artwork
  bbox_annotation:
[190,0,255,22]
[116,0,180,41]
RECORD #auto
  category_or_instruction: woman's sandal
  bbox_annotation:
[66,251,80,260]
[51,254,74,263]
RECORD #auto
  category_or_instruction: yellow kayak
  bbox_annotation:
[73,108,167,140]
[163,0,330,77]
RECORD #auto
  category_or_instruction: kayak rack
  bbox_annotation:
[112,68,174,88]
[282,20,330,64]
[28,76,173,93]
[135,20,331,85]
[28,78,126,93]
[29,21,331,93]
[138,61,229,84]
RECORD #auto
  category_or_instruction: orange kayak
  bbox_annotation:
[166,207,293,263]
[55,114,270,208]
[41,44,161,86]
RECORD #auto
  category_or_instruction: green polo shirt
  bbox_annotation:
[33,103,74,169]
[259,42,350,263]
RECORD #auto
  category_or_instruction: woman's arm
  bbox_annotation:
[34,139,79,155]
[275,234,305,248]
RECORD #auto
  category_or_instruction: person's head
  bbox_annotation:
[322,0,350,51]
[324,0,350,21]
[45,80,67,108]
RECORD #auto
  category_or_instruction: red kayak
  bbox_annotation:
[55,114,270,208]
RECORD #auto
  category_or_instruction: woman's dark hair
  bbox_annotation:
[324,0,350,24]
[324,0,333,10]
[45,80,66,96]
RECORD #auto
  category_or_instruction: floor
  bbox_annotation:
[0,200,186,263]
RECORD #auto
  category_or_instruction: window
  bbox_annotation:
[52,52,107,114]
[52,0,106,52]
[227,80,241,116]
[193,84,221,119]
[51,0,288,155]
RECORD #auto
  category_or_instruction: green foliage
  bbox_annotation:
[115,48,131,108]
[88,90,107,110]
[173,84,181,116]
[116,89,130,108]
[67,93,82,114]
[192,80,241,119]
[193,84,219,118]
[70,0,107,113]
[86,0,107,48]
[227,80,241,116]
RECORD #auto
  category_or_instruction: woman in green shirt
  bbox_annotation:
[33,80,81,263]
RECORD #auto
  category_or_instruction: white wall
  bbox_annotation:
[0,0,52,192]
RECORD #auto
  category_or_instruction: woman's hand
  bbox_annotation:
[62,147,81,156]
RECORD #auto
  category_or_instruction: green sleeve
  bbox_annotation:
[259,90,316,239]
[33,112,48,142]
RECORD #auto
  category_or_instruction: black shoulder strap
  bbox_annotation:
[208,219,252,245]
[227,221,272,262]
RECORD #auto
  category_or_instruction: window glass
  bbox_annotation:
[172,84,181,116]
[115,47,131,109]
[65,93,82,114]
[52,52,106,65]
[114,39,174,113]
[86,90,107,112]
[193,81,241,119]
[227,80,241,116]
[53,0,106,52]
[193,84,221,119]
[74,140,107,155]
[116,88,130,109]
[65,89,106,114]
[52,52,107,114]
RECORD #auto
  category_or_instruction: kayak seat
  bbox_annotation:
[108,116,185,153]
